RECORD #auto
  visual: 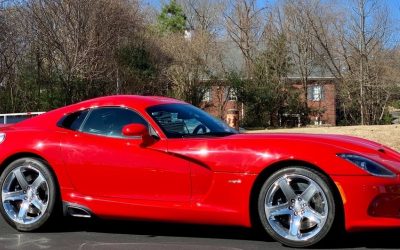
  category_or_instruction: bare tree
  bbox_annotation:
[159,31,217,106]
[0,2,26,111]
[334,0,393,124]
[224,0,266,76]
[20,0,142,103]
[180,0,226,35]
[283,1,317,109]
[178,0,236,117]
[294,1,342,79]
[351,0,390,124]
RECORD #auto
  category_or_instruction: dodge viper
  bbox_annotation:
[1,95,400,247]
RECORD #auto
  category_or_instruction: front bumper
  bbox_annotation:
[333,174,400,231]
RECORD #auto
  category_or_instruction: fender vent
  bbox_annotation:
[66,206,91,218]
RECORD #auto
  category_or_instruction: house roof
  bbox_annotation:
[287,76,337,81]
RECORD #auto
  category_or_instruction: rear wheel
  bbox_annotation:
[0,158,58,231]
[258,166,336,247]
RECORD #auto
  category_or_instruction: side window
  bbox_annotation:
[81,107,148,137]
[58,110,89,131]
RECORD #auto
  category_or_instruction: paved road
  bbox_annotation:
[0,216,400,250]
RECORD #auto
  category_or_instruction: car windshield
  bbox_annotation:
[147,103,237,138]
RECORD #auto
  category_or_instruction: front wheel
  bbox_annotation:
[258,167,336,247]
[0,158,58,231]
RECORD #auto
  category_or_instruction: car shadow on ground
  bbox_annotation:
[50,218,400,249]
[54,218,263,240]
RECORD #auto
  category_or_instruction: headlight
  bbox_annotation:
[0,133,5,144]
[338,153,395,177]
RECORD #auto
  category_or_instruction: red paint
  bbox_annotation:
[122,123,147,137]
[0,95,400,231]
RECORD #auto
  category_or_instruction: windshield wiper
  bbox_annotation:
[168,131,236,138]
[202,131,236,137]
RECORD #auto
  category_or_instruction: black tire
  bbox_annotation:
[257,166,336,248]
[0,157,58,231]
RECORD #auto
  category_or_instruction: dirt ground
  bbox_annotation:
[247,124,400,151]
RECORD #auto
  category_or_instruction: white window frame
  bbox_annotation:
[227,88,237,101]
[202,89,211,102]
[312,85,322,101]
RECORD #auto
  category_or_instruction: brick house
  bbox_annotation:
[292,76,337,126]
[201,76,337,127]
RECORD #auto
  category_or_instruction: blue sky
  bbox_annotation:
[144,0,400,20]
[144,0,400,43]
[143,0,271,10]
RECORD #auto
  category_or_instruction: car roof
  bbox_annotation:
[75,95,186,110]
[14,95,186,129]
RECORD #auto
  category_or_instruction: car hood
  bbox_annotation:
[233,133,384,152]
[233,133,400,172]
[233,132,400,160]
[166,132,400,174]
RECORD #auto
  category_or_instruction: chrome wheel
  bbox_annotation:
[264,173,329,242]
[1,163,49,225]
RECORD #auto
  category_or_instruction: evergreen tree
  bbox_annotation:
[157,0,186,33]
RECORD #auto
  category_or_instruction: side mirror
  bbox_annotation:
[122,123,148,137]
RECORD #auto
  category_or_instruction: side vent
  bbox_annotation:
[63,203,91,218]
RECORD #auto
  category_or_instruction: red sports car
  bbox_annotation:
[1,95,400,247]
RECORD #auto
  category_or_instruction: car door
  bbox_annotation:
[59,106,191,202]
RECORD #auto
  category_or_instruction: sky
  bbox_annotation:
[143,0,400,20]
[143,0,400,44]
[143,0,270,10]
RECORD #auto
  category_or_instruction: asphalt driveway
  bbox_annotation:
[0,216,400,249]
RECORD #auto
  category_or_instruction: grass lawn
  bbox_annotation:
[247,125,400,152]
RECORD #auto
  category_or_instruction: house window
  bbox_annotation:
[227,88,237,101]
[308,85,323,101]
[202,89,211,102]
